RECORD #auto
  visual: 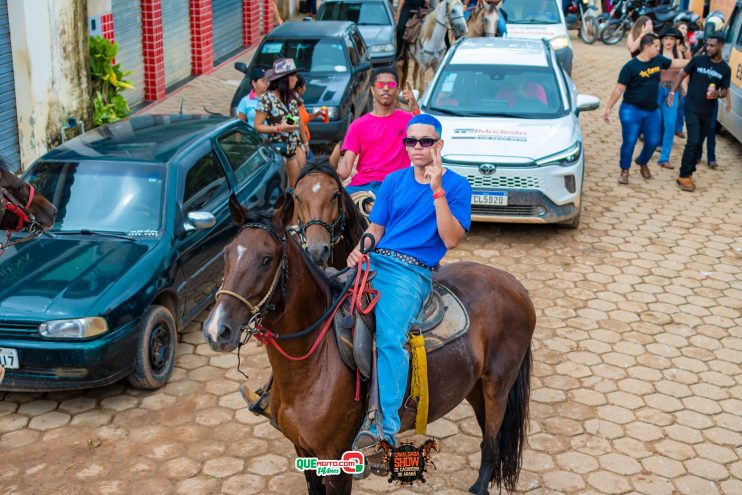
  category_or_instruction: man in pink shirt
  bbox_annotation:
[339,67,421,196]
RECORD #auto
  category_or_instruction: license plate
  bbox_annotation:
[472,192,508,206]
[0,348,19,369]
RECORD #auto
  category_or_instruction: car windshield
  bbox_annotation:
[255,39,347,73]
[319,1,391,26]
[426,64,565,119]
[25,161,166,235]
[501,0,562,24]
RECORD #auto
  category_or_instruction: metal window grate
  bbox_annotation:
[465,175,542,189]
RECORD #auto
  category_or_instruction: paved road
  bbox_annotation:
[1,37,741,495]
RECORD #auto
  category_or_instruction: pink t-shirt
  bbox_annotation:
[341,110,413,186]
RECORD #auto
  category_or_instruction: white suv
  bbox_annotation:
[419,37,599,228]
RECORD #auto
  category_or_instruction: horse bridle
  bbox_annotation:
[421,0,466,57]
[292,173,346,248]
[0,184,40,233]
[215,222,289,318]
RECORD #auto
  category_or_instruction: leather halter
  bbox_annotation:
[419,0,465,57]
[215,222,288,317]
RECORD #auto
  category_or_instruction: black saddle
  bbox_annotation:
[649,6,677,22]
[331,278,470,380]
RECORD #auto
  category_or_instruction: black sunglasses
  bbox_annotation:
[402,137,438,148]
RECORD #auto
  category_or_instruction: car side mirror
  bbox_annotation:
[184,211,216,232]
[234,62,248,74]
[576,94,600,115]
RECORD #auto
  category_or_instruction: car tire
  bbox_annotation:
[128,305,177,389]
[561,208,581,229]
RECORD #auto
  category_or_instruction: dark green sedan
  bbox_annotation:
[0,115,286,391]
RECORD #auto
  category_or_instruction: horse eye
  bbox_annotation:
[334,191,342,200]
[261,255,273,266]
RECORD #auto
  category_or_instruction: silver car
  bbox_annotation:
[419,38,599,228]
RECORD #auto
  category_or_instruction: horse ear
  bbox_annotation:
[272,191,295,230]
[229,194,249,225]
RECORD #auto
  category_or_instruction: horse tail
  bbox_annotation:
[493,345,531,492]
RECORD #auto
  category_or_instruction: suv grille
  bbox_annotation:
[466,175,542,189]
[472,205,540,217]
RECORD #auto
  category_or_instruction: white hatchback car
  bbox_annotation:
[418,37,599,228]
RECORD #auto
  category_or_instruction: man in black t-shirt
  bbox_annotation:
[603,34,688,185]
[668,34,731,192]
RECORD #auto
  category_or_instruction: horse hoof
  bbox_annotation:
[468,482,488,495]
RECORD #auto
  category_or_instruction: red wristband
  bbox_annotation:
[412,108,421,116]
[433,189,446,200]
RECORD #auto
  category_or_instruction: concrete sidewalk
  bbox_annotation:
[137,44,260,117]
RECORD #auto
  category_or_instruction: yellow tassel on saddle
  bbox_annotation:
[408,332,429,435]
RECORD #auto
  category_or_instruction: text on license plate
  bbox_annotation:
[472,192,508,206]
[0,348,19,369]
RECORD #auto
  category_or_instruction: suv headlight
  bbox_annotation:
[370,43,395,54]
[550,35,570,50]
[536,143,582,167]
[309,106,340,121]
[39,317,108,338]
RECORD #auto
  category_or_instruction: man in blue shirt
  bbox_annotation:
[236,68,268,127]
[347,114,472,449]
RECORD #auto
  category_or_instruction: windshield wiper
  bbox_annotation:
[54,229,136,240]
[428,106,479,117]
[470,112,535,119]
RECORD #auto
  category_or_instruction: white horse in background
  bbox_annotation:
[467,0,500,37]
[399,0,468,91]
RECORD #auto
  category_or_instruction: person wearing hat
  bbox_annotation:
[237,68,268,127]
[656,27,685,169]
[254,58,306,187]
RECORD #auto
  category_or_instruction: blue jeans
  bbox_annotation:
[368,252,432,444]
[657,85,678,164]
[675,94,685,133]
[618,102,661,170]
[345,181,382,197]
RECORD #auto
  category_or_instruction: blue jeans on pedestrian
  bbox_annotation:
[367,252,432,445]
[675,94,685,133]
[345,181,382,197]
[618,102,661,170]
[657,85,678,164]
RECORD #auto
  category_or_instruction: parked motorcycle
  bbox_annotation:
[566,0,600,44]
[599,0,641,45]
[638,2,700,34]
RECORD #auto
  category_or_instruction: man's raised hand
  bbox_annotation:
[426,141,444,192]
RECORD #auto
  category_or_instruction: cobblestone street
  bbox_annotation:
[1,36,741,495]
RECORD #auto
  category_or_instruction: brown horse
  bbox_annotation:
[203,196,535,495]
[291,160,367,268]
[0,159,56,236]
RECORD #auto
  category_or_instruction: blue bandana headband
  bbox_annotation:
[406,113,442,137]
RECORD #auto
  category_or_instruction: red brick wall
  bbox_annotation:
[190,0,214,75]
[141,0,166,101]
[263,0,274,34]
[243,0,261,47]
[101,13,115,42]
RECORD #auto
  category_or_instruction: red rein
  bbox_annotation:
[253,253,380,400]
[1,185,35,256]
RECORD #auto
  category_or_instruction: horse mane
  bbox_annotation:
[420,1,444,41]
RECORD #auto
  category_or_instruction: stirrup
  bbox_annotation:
[239,384,271,417]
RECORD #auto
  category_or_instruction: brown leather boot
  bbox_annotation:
[676,177,696,192]
[618,169,629,184]
[640,165,652,179]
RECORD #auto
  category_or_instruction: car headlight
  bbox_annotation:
[309,106,340,121]
[39,317,108,338]
[536,143,582,167]
[370,43,395,54]
[550,35,570,50]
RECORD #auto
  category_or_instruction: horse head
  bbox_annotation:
[446,0,468,39]
[203,198,292,352]
[0,159,56,234]
[291,159,365,268]
[481,2,499,37]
